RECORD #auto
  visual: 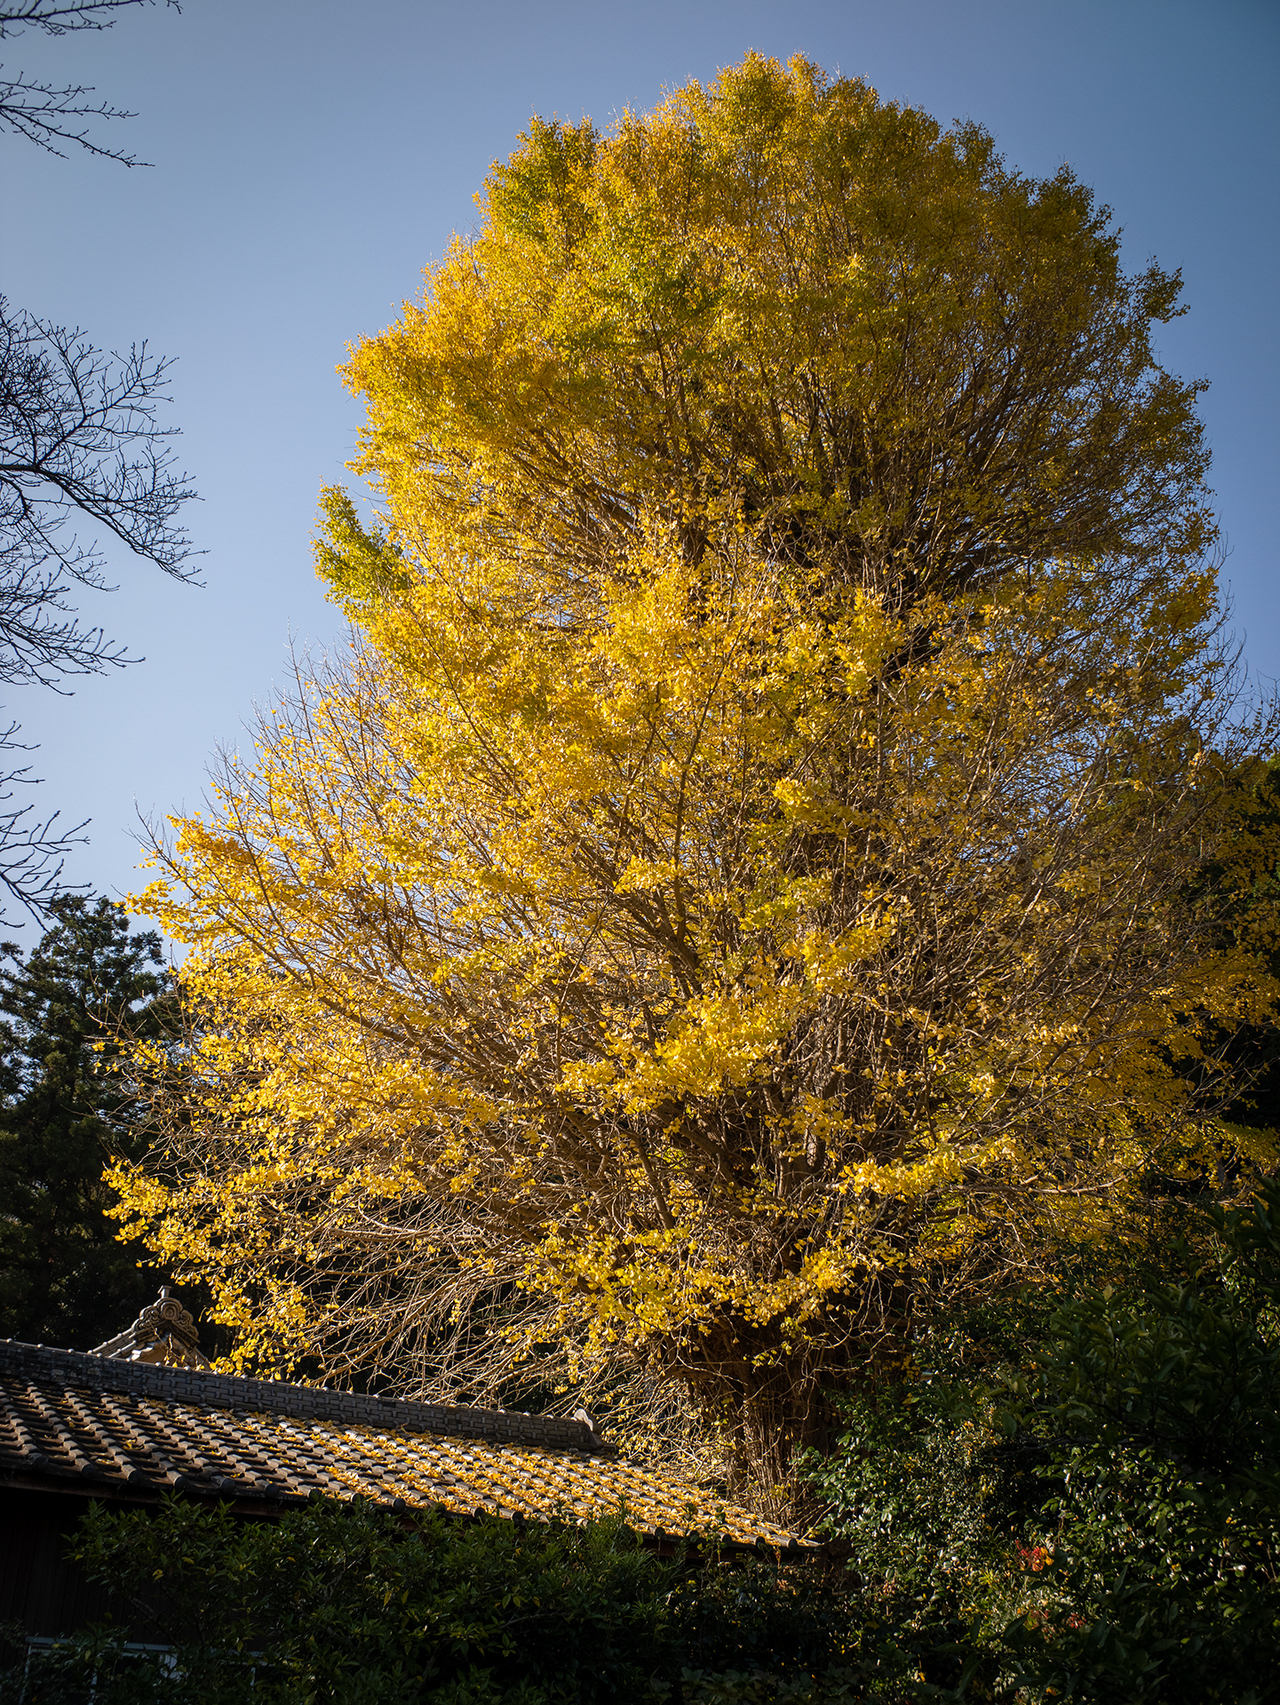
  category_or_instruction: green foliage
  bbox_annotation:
[1203,757,1280,1138]
[804,1182,1280,1702]
[999,1186,1280,1701]
[0,1497,858,1704]
[313,487,411,613]
[675,1672,866,1704]
[801,1378,1022,1698]
[0,895,168,1347]
[0,1624,178,1705]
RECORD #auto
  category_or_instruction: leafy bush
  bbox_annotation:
[805,1181,1280,1703]
[0,1497,858,1704]
[1000,1186,1280,1701]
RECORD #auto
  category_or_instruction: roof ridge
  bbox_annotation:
[0,1338,611,1455]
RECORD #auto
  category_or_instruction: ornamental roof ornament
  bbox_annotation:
[88,1286,211,1369]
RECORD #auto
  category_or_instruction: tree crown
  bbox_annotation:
[333,53,1211,634]
[118,59,1274,1501]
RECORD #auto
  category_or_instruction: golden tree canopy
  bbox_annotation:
[329,52,1210,623]
[118,56,1274,1497]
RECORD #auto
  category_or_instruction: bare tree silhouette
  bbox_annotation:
[0,0,194,921]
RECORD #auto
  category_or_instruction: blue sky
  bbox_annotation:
[4,0,1277,939]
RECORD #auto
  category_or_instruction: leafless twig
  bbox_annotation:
[0,295,199,686]
[0,1,180,165]
[0,718,86,919]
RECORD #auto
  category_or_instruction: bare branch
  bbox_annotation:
[0,1,189,925]
[0,67,142,160]
[0,1,181,163]
[0,294,199,686]
[0,2,179,40]
[0,718,86,922]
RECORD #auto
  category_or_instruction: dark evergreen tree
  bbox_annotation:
[0,894,168,1347]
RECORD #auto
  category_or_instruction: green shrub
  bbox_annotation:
[0,1497,858,1704]
[998,1186,1280,1701]
[804,1181,1280,1703]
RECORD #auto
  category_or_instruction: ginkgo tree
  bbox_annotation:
[115,55,1277,1500]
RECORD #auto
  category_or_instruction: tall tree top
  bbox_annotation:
[331,53,1212,632]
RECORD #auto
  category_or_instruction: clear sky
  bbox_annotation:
[3,0,1277,940]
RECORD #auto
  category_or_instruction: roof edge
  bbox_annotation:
[0,1339,611,1455]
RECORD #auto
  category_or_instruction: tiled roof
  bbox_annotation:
[0,1339,807,1551]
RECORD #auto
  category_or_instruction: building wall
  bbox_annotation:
[0,1488,119,1640]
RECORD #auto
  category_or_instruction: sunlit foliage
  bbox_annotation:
[114,56,1276,1500]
